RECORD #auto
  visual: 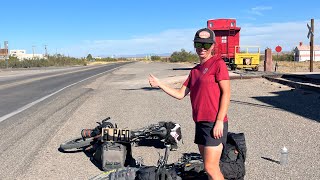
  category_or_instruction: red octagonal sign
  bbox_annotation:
[275,45,282,53]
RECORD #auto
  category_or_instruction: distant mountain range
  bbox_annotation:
[95,50,295,59]
[97,53,172,58]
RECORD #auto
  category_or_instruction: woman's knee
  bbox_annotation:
[205,166,223,180]
[203,144,224,178]
[204,163,224,180]
[204,161,220,173]
[203,144,223,163]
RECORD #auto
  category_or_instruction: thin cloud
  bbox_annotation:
[242,16,257,21]
[248,6,273,16]
[241,20,320,51]
[62,19,319,57]
[66,29,197,57]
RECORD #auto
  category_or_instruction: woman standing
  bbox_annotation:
[149,28,230,180]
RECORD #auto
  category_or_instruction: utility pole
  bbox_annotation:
[44,45,48,58]
[4,41,9,69]
[32,45,35,59]
[307,19,314,72]
[310,19,314,72]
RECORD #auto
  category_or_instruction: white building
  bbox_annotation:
[93,56,102,59]
[294,42,320,62]
[10,50,46,60]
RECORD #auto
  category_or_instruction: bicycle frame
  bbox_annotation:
[60,117,180,152]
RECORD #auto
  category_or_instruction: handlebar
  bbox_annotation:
[130,126,167,140]
[79,118,180,150]
[81,117,114,138]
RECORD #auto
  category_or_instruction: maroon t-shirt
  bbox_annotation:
[183,55,230,122]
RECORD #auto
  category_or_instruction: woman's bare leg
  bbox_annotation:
[202,143,224,180]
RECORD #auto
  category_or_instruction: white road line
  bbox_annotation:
[0,66,121,123]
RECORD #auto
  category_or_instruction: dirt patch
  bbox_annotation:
[87,61,112,65]
[261,61,320,73]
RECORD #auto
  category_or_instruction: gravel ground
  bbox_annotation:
[17,61,319,180]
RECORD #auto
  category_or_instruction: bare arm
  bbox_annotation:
[148,74,190,100]
[213,79,231,139]
[216,79,231,121]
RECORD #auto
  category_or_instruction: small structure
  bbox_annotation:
[10,50,46,60]
[0,49,8,60]
[294,42,320,61]
[93,56,102,60]
[0,41,9,60]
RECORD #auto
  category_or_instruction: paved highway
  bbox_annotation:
[0,62,132,179]
[0,61,319,180]
[0,62,131,121]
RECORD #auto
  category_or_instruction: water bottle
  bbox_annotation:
[136,156,144,167]
[280,146,288,165]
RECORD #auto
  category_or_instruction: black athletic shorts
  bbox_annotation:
[194,121,228,146]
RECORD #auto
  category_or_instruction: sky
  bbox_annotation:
[1,0,320,58]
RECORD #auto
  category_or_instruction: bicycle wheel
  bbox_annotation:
[60,137,94,151]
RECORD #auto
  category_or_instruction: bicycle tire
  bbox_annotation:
[60,137,94,151]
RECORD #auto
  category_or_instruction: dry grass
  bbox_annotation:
[87,60,130,66]
[260,61,320,73]
[87,61,111,65]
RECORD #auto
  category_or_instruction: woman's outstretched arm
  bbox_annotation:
[148,74,190,100]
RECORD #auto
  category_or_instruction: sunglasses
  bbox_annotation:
[194,42,213,50]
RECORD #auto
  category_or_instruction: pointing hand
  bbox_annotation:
[148,74,161,88]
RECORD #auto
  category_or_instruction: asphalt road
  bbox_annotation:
[0,62,131,120]
[0,61,319,180]
[0,62,131,179]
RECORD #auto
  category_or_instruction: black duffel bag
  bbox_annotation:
[135,166,181,180]
[220,132,247,180]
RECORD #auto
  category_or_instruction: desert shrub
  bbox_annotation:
[169,49,198,63]
[95,57,129,62]
[151,55,161,61]
[273,51,294,62]
[0,55,87,68]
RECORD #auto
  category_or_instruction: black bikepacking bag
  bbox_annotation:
[93,141,128,171]
[135,166,157,180]
[135,166,181,180]
[220,132,247,180]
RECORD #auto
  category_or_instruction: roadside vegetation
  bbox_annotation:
[1,49,319,71]
[0,54,130,69]
[259,50,320,71]
[0,54,87,68]
[168,49,198,63]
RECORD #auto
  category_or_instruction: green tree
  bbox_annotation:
[170,49,198,63]
[151,55,161,61]
[273,50,294,62]
[86,54,93,61]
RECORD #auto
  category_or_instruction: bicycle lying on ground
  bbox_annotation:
[88,132,246,180]
[60,117,245,180]
[88,144,207,180]
[59,117,182,152]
